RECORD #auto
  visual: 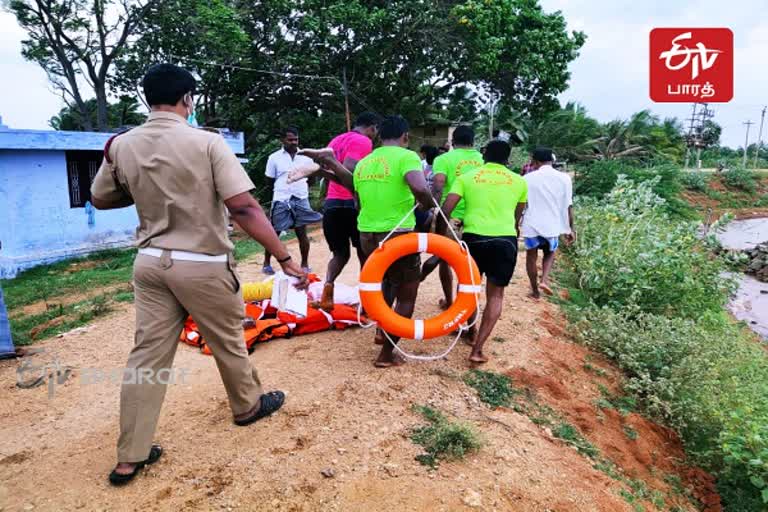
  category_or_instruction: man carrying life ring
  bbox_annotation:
[441,140,528,363]
[301,116,433,367]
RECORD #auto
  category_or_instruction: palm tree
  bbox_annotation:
[581,110,656,161]
[527,102,602,161]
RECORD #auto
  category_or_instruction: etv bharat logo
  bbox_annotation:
[650,28,733,103]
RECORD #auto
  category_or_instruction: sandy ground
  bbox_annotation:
[0,234,715,512]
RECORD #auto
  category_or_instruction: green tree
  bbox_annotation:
[115,0,586,149]
[7,0,155,131]
[49,96,146,131]
[112,0,249,126]
[527,102,602,162]
[451,0,586,117]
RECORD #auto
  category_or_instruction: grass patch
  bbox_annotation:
[595,385,637,416]
[463,370,516,409]
[492,336,507,343]
[114,290,134,303]
[619,488,645,512]
[551,422,599,458]
[10,294,114,345]
[583,361,608,377]
[410,405,481,468]
[623,425,639,441]
[2,233,276,346]
[2,249,136,312]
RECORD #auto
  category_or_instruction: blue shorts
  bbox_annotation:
[270,197,323,232]
[524,236,559,254]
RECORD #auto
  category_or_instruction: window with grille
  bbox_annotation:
[66,151,103,208]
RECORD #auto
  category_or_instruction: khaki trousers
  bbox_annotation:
[118,252,263,462]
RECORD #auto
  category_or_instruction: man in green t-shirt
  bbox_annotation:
[302,116,432,368]
[422,126,484,311]
[442,140,528,364]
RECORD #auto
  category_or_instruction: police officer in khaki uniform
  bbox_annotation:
[91,64,307,486]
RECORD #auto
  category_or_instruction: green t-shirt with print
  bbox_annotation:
[354,145,423,233]
[449,162,528,237]
[432,148,484,220]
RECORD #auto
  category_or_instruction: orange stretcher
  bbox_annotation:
[179,301,365,355]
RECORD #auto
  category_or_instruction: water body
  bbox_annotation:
[717,218,768,340]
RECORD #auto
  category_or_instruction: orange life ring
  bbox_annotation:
[359,233,481,340]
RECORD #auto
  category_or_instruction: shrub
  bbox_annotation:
[568,177,734,319]
[574,308,768,509]
[463,370,516,409]
[410,405,481,467]
[574,161,691,217]
[680,171,708,191]
[563,177,768,508]
[722,167,757,192]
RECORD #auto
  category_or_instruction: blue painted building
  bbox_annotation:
[0,117,245,278]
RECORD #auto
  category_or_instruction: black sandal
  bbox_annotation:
[234,391,285,426]
[108,444,163,486]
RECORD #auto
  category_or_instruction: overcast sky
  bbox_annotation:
[1,1,766,148]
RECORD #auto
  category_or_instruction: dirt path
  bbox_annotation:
[0,237,713,511]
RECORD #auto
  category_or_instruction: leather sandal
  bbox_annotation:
[108,444,163,486]
[234,391,285,426]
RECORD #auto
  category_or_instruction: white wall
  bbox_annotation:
[0,149,138,277]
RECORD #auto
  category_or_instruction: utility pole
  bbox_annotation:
[488,91,496,140]
[753,106,766,169]
[743,120,754,167]
[684,103,713,171]
[342,67,351,132]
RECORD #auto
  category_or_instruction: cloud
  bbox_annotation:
[0,12,62,130]
[0,2,764,148]
[541,0,768,148]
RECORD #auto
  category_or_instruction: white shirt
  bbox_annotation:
[265,148,312,201]
[521,165,573,238]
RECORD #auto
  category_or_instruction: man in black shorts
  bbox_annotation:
[314,113,380,310]
[441,141,528,363]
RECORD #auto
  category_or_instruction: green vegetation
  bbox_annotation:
[463,369,516,408]
[582,361,608,377]
[623,426,639,441]
[410,405,482,468]
[721,167,758,193]
[560,178,768,509]
[2,249,136,311]
[9,293,116,346]
[463,370,692,509]
[680,171,708,192]
[551,422,600,458]
[574,162,694,218]
[2,237,267,345]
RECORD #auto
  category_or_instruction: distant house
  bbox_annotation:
[409,118,464,150]
[0,116,245,278]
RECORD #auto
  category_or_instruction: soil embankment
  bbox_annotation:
[0,237,714,511]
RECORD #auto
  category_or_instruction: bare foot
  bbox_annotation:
[298,147,334,160]
[461,328,476,345]
[469,352,489,363]
[528,290,541,300]
[374,354,406,368]
[312,283,335,312]
[287,162,320,184]
[540,283,553,296]
[113,462,138,476]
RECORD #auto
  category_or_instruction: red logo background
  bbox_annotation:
[649,28,733,103]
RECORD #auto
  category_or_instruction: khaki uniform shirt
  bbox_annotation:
[91,111,254,255]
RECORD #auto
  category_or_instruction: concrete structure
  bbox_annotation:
[0,120,245,278]
[409,118,459,151]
